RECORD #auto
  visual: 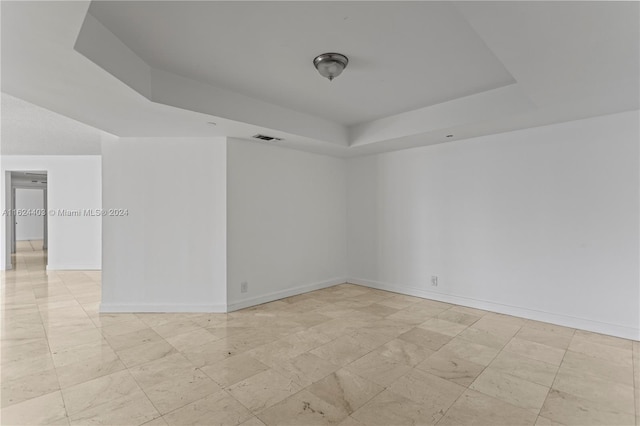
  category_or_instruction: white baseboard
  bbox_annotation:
[227,277,347,312]
[348,277,639,341]
[47,265,101,271]
[100,303,227,313]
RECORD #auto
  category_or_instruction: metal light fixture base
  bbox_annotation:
[313,53,349,81]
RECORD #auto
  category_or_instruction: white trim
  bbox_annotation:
[47,265,101,271]
[348,277,640,341]
[227,277,347,312]
[100,303,227,313]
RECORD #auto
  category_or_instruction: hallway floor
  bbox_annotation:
[1,243,638,425]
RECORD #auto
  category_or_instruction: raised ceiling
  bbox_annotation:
[1,1,638,157]
[87,1,515,126]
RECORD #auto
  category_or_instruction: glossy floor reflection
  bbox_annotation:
[1,242,638,425]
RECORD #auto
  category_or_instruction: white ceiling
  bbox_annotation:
[1,94,103,155]
[1,1,638,157]
[87,1,515,126]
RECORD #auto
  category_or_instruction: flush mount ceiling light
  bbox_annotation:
[313,53,349,81]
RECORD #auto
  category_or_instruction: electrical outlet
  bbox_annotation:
[431,276,438,287]
[240,281,248,293]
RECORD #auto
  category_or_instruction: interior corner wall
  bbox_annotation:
[226,138,347,310]
[100,137,227,312]
[0,155,102,270]
[347,111,640,340]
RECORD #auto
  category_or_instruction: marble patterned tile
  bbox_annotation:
[47,328,105,352]
[164,327,223,353]
[141,416,168,426]
[115,339,179,368]
[151,320,204,340]
[437,337,500,366]
[0,338,50,364]
[552,369,635,415]
[51,339,114,368]
[276,329,335,352]
[4,246,639,426]
[1,367,60,407]
[337,416,366,426]
[469,367,549,413]
[128,353,221,414]
[0,390,68,425]
[56,352,126,389]
[483,312,528,328]
[350,389,439,426]
[68,392,159,426]
[248,332,329,367]
[469,317,522,341]
[567,335,632,367]
[418,318,468,337]
[438,389,538,426]
[388,368,465,418]
[373,338,434,367]
[310,336,371,367]
[290,312,333,328]
[227,369,302,413]
[540,388,635,425]
[535,416,566,426]
[446,305,488,317]
[89,313,139,328]
[346,351,412,387]
[489,350,558,387]
[309,318,375,339]
[239,417,267,426]
[415,352,485,387]
[457,326,512,350]
[354,303,399,318]
[100,318,150,337]
[257,389,349,425]
[573,330,632,350]
[559,349,633,386]
[436,309,481,326]
[516,326,574,350]
[376,295,422,310]
[62,370,159,425]
[1,352,56,381]
[200,353,270,387]
[307,368,384,415]
[163,390,253,426]
[398,327,451,351]
[347,328,395,351]
[364,318,415,336]
[391,302,449,321]
[270,352,340,387]
[504,337,566,366]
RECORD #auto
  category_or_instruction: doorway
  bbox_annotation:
[6,171,48,268]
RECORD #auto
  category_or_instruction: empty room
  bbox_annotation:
[1,1,638,425]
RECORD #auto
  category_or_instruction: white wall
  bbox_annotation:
[15,188,45,241]
[0,156,102,270]
[227,138,347,310]
[348,111,639,340]
[101,137,227,312]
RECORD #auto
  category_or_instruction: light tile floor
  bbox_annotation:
[1,242,638,425]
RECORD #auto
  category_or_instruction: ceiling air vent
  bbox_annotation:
[252,134,282,141]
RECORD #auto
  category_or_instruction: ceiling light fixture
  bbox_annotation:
[313,53,349,81]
